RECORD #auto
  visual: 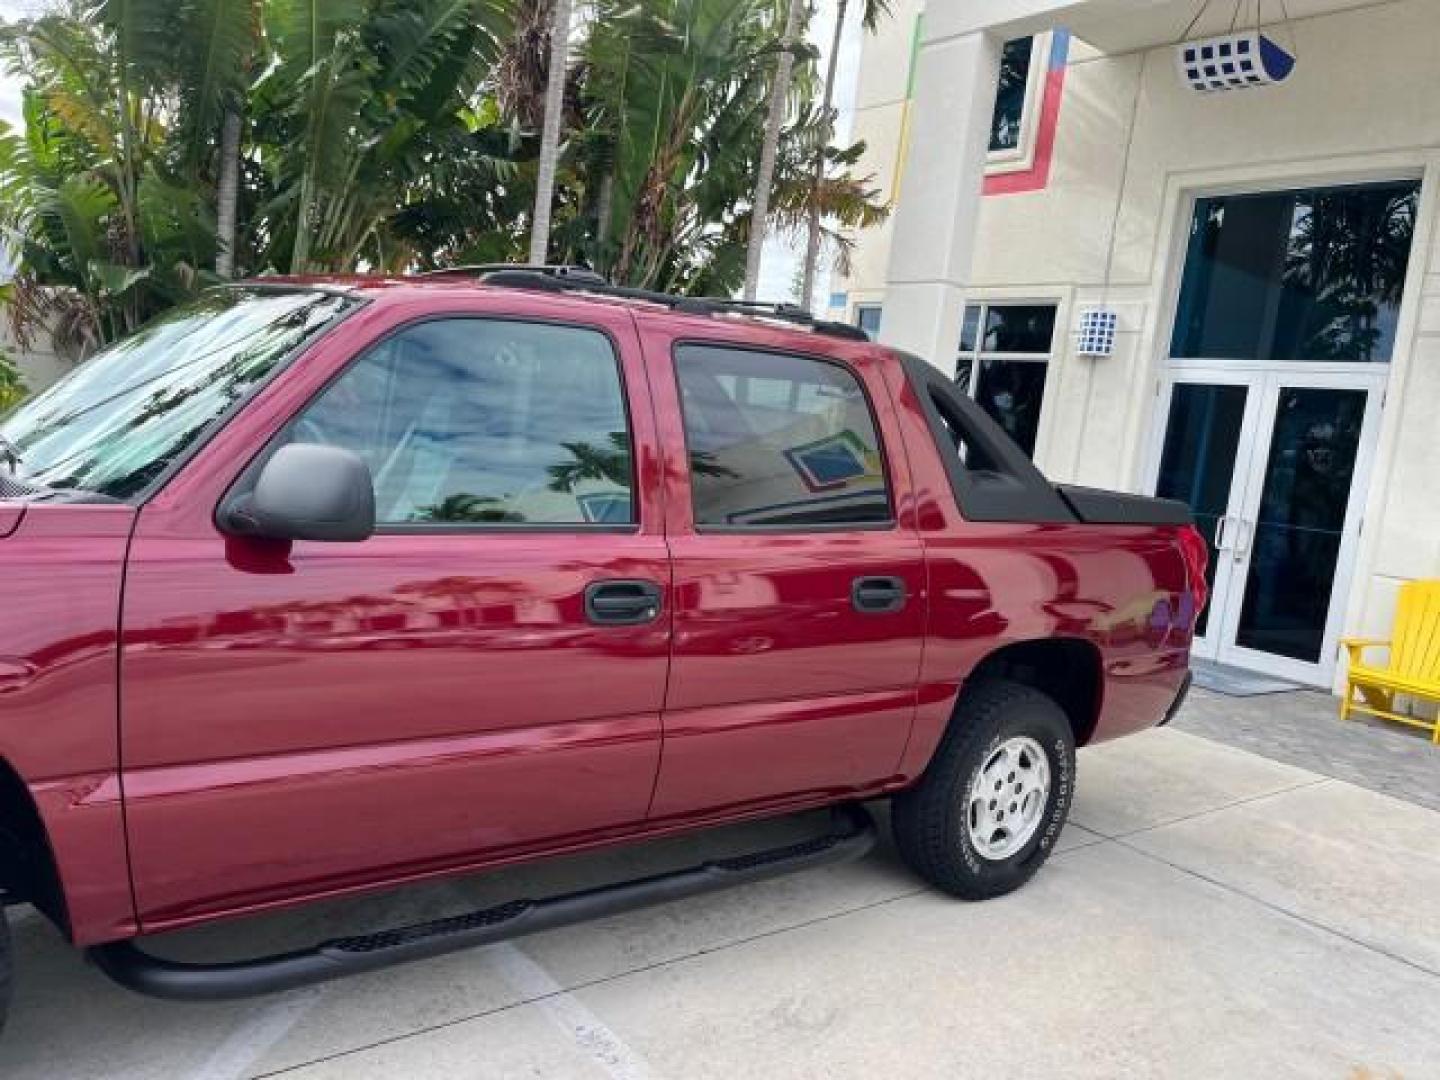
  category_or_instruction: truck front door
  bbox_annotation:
[120,302,671,927]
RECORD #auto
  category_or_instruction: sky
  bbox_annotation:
[757,0,868,307]
[0,1,45,128]
[0,0,866,303]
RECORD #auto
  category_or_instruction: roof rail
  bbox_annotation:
[467,267,871,343]
[419,264,609,284]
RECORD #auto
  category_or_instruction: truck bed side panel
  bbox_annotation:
[879,358,1193,779]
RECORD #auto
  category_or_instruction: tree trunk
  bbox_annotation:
[595,168,615,267]
[529,0,573,267]
[799,0,849,313]
[743,0,805,302]
[215,109,243,279]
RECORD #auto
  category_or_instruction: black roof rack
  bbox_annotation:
[462,267,870,343]
[419,263,610,284]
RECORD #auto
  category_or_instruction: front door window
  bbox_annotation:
[281,318,635,527]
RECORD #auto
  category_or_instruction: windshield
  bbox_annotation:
[0,288,357,501]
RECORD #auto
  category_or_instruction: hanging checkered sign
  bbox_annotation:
[1177,30,1295,93]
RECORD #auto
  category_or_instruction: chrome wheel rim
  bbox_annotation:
[965,736,1051,861]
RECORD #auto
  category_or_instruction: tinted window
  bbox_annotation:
[674,345,891,528]
[974,357,1047,457]
[285,319,633,526]
[981,304,1055,354]
[955,302,1056,460]
[855,305,883,340]
[991,37,1035,152]
[1171,182,1419,363]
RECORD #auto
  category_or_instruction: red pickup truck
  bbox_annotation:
[0,270,1205,1028]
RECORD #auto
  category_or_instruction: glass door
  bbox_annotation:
[1148,369,1384,684]
[1149,371,1267,661]
[1214,372,1385,683]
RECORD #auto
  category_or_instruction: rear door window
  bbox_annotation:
[673,344,891,528]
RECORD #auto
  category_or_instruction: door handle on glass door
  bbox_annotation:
[1230,518,1252,562]
[1214,516,1230,551]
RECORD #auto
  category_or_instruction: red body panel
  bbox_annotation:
[877,361,1191,762]
[0,506,137,942]
[0,280,1195,945]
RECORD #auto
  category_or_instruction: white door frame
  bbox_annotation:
[1145,361,1388,686]
[1215,367,1387,686]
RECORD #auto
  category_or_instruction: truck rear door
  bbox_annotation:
[641,326,927,818]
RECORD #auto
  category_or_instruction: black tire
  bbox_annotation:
[0,905,10,1036]
[892,679,1076,900]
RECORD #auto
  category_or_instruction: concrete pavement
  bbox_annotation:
[4,725,1437,1079]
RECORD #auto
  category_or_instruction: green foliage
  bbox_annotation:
[0,0,888,349]
[0,325,25,414]
[0,347,25,413]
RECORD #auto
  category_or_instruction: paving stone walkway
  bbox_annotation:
[1172,685,1439,812]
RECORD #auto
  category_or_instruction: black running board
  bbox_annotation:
[90,804,875,1001]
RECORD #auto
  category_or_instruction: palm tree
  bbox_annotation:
[528,0,572,266]
[798,0,888,312]
[265,0,511,273]
[742,0,805,301]
[173,0,262,278]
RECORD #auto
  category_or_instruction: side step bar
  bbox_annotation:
[91,804,876,1002]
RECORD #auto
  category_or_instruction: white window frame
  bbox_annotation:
[853,303,883,340]
[986,32,1052,178]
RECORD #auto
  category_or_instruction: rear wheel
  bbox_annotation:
[892,679,1076,900]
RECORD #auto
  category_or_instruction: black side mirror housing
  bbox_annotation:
[221,443,375,543]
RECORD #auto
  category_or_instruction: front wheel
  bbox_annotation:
[891,679,1076,900]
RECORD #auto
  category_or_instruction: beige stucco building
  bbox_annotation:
[831,0,1440,692]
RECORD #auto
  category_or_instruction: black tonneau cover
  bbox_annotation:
[1057,484,1192,526]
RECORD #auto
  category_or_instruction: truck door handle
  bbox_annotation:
[851,576,907,614]
[584,579,663,625]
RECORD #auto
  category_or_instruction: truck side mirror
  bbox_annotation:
[221,443,375,543]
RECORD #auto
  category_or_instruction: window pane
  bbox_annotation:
[1234,387,1365,662]
[959,305,982,352]
[856,305,883,340]
[954,356,975,396]
[1171,182,1419,363]
[675,345,891,527]
[990,37,1034,153]
[982,304,1056,354]
[974,358,1048,458]
[1155,383,1249,638]
[287,320,633,525]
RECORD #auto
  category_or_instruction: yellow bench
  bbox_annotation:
[1340,580,1440,744]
